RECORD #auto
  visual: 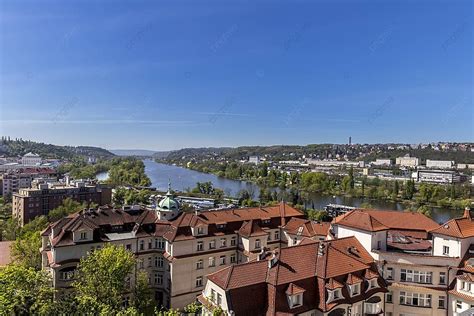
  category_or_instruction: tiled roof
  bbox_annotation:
[238,220,267,238]
[286,283,306,295]
[283,217,330,237]
[334,209,438,232]
[207,236,384,315]
[430,209,474,238]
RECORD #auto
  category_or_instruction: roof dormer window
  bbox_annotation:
[288,293,303,308]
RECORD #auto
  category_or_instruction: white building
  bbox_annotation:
[426,159,455,169]
[248,156,260,165]
[372,159,392,166]
[412,169,461,184]
[396,156,419,167]
[21,152,42,166]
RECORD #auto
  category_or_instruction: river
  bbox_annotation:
[96,159,461,224]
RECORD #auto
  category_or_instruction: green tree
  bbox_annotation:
[48,198,86,222]
[73,244,136,311]
[0,265,55,315]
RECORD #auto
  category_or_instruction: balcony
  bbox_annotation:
[364,296,382,315]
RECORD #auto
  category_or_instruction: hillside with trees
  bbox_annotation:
[0,137,115,159]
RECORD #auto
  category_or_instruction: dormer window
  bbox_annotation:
[80,232,87,240]
[255,239,261,249]
[367,278,378,290]
[197,227,204,235]
[350,283,361,296]
[262,219,270,225]
[288,294,303,308]
[217,223,226,229]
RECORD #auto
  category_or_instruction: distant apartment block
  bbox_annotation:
[372,158,392,166]
[13,179,112,225]
[21,152,42,166]
[426,159,455,169]
[1,167,57,196]
[412,169,461,184]
[396,156,419,167]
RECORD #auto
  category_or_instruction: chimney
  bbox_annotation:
[268,251,279,269]
[464,207,472,220]
[318,242,326,256]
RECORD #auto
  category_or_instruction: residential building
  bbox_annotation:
[13,179,112,225]
[426,159,455,169]
[449,245,474,316]
[1,167,57,196]
[412,169,461,184]
[372,159,392,166]
[40,196,304,310]
[396,156,419,168]
[199,236,386,315]
[21,152,42,166]
[331,208,471,316]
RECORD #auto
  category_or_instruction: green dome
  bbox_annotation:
[158,193,180,211]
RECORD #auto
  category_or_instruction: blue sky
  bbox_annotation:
[0,0,472,150]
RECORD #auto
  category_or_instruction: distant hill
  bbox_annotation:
[0,138,115,159]
[111,149,160,157]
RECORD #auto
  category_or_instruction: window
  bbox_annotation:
[399,291,432,307]
[289,294,303,308]
[456,300,462,310]
[209,257,215,267]
[230,236,237,246]
[148,240,152,249]
[139,259,144,269]
[197,227,204,235]
[255,239,261,249]
[400,269,432,284]
[386,267,393,280]
[274,231,280,240]
[80,232,87,240]
[197,241,203,251]
[217,293,222,306]
[59,269,77,281]
[351,283,360,296]
[293,238,298,246]
[147,257,152,267]
[220,238,227,248]
[157,256,164,268]
[219,255,226,265]
[195,276,203,288]
[443,246,449,256]
[439,272,446,285]
[333,289,341,299]
[155,238,165,249]
[126,244,132,250]
[154,273,163,285]
[438,296,446,309]
[386,291,393,303]
[209,240,216,249]
[230,253,236,263]
[196,260,203,270]
[210,289,216,302]
[139,240,144,251]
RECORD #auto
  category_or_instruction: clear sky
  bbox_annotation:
[0,0,472,150]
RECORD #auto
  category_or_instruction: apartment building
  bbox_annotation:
[426,159,455,169]
[40,193,304,310]
[330,208,473,316]
[162,202,304,308]
[1,167,56,196]
[396,156,419,168]
[449,245,474,316]
[13,179,112,225]
[199,236,386,315]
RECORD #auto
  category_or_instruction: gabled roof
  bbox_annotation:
[325,278,344,289]
[430,209,474,238]
[207,260,269,290]
[346,273,363,285]
[333,209,438,232]
[238,220,267,238]
[286,283,306,295]
[283,217,331,237]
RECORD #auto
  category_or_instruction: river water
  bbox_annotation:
[96,159,461,224]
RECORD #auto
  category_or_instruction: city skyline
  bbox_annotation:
[1,0,473,150]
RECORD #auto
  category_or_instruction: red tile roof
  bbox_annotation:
[430,209,474,238]
[238,220,267,238]
[283,217,330,237]
[334,209,438,232]
[286,283,306,295]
